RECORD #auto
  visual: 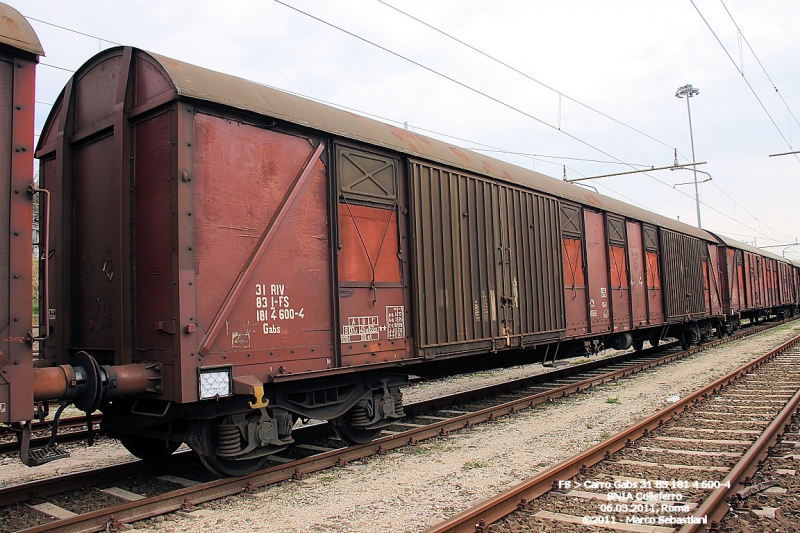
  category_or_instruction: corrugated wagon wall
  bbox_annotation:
[659,229,707,320]
[408,160,564,354]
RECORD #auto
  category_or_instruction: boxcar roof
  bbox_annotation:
[708,231,793,264]
[1,4,44,57]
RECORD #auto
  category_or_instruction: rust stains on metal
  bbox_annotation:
[0,4,44,57]
[581,192,603,208]
[447,146,470,164]
[387,126,421,153]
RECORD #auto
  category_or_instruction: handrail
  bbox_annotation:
[29,184,50,341]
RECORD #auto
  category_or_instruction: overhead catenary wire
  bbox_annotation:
[374,0,692,164]
[376,1,799,245]
[711,181,797,243]
[274,1,696,189]
[690,0,800,163]
[26,15,122,46]
[275,0,798,245]
[274,0,639,171]
[719,0,800,132]
[469,149,654,167]
[254,81,649,169]
[376,0,798,244]
[40,63,75,73]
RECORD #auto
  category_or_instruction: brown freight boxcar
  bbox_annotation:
[10,40,798,475]
[710,232,798,329]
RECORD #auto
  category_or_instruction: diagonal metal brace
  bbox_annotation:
[198,142,325,357]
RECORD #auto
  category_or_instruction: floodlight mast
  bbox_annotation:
[676,84,701,228]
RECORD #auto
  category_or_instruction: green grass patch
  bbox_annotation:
[605,397,620,404]
[462,460,490,470]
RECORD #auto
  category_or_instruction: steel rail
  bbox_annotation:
[421,333,800,533]
[6,320,794,532]
[0,317,782,456]
[0,344,667,458]
[0,346,678,506]
[680,375,800,531]
[1,348,674,508]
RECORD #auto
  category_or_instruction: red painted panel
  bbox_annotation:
[743,252,753,308]
[740,253,748,309]
[722,249,734,314]
[338,287,409,365]
[338,202,410,363]
[645,251,664,323]
[338,204,401,283]
[764,260,772,307]
[743,253,752,308]
[192,114,333,370]
[626,222,646,327]
[609,245,631,331]
[735,253,745,311]
[562,237,588,336]
[1,53,37,423]
[703,258,711,316]
[0,59,11,345]
[583,210,610,333]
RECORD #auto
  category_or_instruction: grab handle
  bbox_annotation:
[29,184,50,342]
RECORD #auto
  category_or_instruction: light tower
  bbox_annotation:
[675,84,701,228]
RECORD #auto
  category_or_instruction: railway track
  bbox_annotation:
[0,320,783,458]
[424,334,800,533]
[0,318,794,533]
[0,415,101,456]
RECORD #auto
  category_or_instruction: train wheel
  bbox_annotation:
[632,339,644,351]
[119,433,180,461]
[331,417,382,445]
[196,419,271,477]
[331,403,383,445]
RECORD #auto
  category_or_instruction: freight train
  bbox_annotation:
[2,5,798,475]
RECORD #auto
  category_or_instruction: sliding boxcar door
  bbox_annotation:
[583,210,611,333]
[626,221,647,328]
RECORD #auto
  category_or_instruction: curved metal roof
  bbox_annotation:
[144,49,714,240]
[706,231,791,264]
[0,3,44,57]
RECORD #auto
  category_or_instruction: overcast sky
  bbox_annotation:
[18,0,800,260]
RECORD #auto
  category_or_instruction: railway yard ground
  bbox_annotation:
[1,320,800,533]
